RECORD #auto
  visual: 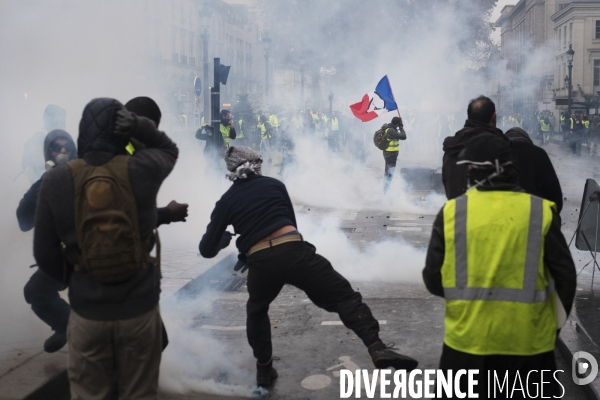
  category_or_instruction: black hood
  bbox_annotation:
[78,98,128,158]
[442,119,505,154]
[43,129,77,162]
[505,127,534,145]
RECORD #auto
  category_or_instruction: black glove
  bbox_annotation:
[218,231,233,250]
[114,108,138,139]
[166,200,188,222]
[233,260,249,273]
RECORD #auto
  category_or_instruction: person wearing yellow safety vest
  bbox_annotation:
[538,115,551,145]
[423,133,576,398]
[382,116,407,194]
[258,114,274,163]
[582,114,590,146]
[559,112,566,141]
[327,111,341,152]
[236,118,246,146]
[219,109,237,149]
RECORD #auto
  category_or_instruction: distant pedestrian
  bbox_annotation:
[375,116,406,194]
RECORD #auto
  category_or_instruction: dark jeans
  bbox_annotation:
[245,241,380,363]
[438,344,559,399]
[24,269,70,334]
[383,152,398,194]
[571,134,582,156]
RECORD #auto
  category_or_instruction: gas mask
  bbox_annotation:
[45,153,70,171]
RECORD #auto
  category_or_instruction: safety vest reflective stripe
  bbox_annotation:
[447,195,549,303]
[384,128,400,152]
[220,124,231,147]
[331,118,339,131]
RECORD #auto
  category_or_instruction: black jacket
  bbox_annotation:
[200,174,297,258]
[16,129,77,232]
[505,128,563,212]
[423,185,576,316]
[442,120,506,199]
[34,98,178,321]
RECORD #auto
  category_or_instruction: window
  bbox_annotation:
[596,21,600,39]
[558,29,561,49]
[595,60,600,86]
[564,25,567,46]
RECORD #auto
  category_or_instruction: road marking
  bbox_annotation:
[340,212,358,221]
[301,375,331,390]
[390,214,420,220]
[293,204,304,212]
[387,226,422,232]
[321,320,386,326]
[201,325,246,331]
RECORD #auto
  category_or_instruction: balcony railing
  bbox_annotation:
[180,55,187,65]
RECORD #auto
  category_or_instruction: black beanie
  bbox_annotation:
[458,133,511,166]
[391,116,402,126]
[125,97,162,127]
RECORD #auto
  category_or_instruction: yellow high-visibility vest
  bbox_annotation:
[540,120,551,132]
[220,124,232,147]
[331,117,339,131]
[259,123,270,139]
[583,120,590,129]
[384,127,399,152]
[269,114,279,129]
[441,190,557,356]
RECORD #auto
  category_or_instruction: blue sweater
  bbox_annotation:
[200,174,297,257]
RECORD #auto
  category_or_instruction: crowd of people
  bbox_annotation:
[16,93,579,398]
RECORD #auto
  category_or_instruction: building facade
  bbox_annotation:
[142,0,266,128]
[552,1,600,114]
[494,0,600,115]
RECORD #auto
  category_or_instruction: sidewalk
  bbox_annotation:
[540,134,600,399]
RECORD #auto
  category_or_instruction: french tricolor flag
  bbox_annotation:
[349,75,398,122]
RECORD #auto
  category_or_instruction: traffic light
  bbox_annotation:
[217,63,231,85]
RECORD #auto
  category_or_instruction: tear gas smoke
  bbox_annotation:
[0,0,504,396]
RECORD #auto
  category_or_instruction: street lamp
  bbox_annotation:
[262,33,272,98]
[328,91,334,117]
[566,44,575,117]
[200,7,212,124]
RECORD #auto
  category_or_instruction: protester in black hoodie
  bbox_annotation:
[17,129,76,353]
[34,98,178,399]
[505,128,563,212]
[442,96,507,199]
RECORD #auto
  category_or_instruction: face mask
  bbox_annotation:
[54,153,69,165]
[221,118,231,125]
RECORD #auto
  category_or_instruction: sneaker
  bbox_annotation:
[369,342,418,371]
[256,359,278,387]
[44,331,67,353]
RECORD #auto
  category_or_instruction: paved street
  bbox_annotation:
[1,133,597,399]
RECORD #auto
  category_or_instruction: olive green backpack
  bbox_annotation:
[69,155,157,283]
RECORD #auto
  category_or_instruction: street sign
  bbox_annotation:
[194,76,202,98]
[222,103,231,107]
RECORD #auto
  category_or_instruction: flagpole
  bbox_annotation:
[385,75,402,119]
